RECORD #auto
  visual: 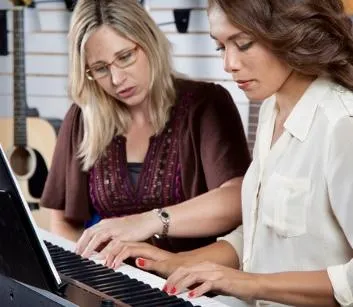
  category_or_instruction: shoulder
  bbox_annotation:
[312,81,353,146]
[175,78,232,100]
[64,103,82,121]
[58,103,83,140]
[174,78,236,110]
[318,81,353,124]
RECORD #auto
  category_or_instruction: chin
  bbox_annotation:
[245,91,270,102]
[245,94,263,102]
[121,97,146,108]
[249,98,265,103]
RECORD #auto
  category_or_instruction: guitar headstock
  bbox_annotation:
[10,0,34,7]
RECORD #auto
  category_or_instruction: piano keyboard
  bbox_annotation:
[39,229,228,307]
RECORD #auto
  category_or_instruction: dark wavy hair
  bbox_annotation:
[208,0,353,91]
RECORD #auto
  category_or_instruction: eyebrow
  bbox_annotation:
[210,32,245,42]
[89,46,135,67]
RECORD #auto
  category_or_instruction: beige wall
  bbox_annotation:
[0,1,249,132]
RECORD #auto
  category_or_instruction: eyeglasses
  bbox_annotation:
[86,45,139,80]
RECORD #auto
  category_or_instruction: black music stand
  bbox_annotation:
[0,145,77,306]
[0,147,62,288]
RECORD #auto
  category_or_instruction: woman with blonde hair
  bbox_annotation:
[40,0,250,257]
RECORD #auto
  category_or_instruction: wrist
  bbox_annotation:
[252,273,267,301]
[228,272,263,302]
[140,210,161,238]
[152,208,170,238]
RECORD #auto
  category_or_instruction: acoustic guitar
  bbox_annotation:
[343,0,353,15]
[0,3,57,229]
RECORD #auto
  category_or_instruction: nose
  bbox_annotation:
[110,65,127,86]
[223,48,241,73]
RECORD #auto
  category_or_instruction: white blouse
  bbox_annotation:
[219,78,353,306]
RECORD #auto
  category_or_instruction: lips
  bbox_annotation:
[118,86,134,94]
[236,79,253,90]
[236,79,251,84]
[117,86,136,99]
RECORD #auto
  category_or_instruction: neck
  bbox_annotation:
[128,101,150,127]
[275,72,316,118]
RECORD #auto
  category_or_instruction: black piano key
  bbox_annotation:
[46,246,68,253]
[44,241,57,248]
[54,258,93,270]
[59,266,99,277]
[79,272,126,285]
[111,282,151,295]
[104,280,147,296]
[50,252,84,261]
[61,263,109,274]
[52,256,95,268]
[65,266,114,280]
[45,243,63,251]
[47,250,68,258]
[88,277,140,293]
[52,255,93,264]
[121,289,171,305]
[93,277,142,292]
[133,295,187,307]
[49,249,76,258]
[59,263,101,274]
[163,302,197,307]
[119,289,167,306]
[50,252,92,262]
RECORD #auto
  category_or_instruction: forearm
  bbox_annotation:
[178,240,240,269]
[255,271,338,307]
[49,210,83,242]
[149,177,243,238]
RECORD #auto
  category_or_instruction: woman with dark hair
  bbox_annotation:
[93,0,353,306]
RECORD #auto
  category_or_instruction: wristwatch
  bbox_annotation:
[153,208,170,238]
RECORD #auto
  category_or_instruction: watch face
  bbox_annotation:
[161,211,169,219]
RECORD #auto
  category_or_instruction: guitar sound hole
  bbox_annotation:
[9,147,34,176]
[28,149,48,198]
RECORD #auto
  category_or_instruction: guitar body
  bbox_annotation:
[0,117,57,229]
[343,0,353,15]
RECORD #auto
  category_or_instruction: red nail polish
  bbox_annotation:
[137,258,145,267]
[188,291,195,298]
[170,287,176,295]
[162,285,168,292]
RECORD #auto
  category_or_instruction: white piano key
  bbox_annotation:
[39,229,231,306]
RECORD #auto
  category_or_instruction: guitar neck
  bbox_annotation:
[13,7,28,147]
[247,101,261,155]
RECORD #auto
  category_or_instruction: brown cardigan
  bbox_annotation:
[40,79,251,251]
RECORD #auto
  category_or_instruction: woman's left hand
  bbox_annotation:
[163,261,259,301]
[75,212,158,258]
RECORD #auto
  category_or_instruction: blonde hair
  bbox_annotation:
[68,0,176,170]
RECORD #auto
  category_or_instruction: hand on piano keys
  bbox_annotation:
[39,229,231,307]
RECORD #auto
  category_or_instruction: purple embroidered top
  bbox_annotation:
[88,94,190,218]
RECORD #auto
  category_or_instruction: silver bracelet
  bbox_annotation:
[153,208,170,238]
